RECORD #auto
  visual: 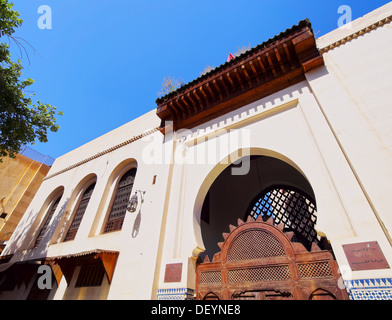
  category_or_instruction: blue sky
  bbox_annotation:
[7,0,391,159]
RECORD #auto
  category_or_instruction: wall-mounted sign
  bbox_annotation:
[164,263,183,283]
[342,241,390,271]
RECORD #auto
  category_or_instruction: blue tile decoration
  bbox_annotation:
[345,278,392,300]
[157,288,195,300]
[156,279,392,300]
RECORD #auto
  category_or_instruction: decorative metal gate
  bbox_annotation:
[248,186,318,251]
[196,217,349,300]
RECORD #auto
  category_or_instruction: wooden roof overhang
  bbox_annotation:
[46,249,119,286]
[0,260,41,289]
[0,250,119,288]
[1,255,44,289]
[156,19,324,132]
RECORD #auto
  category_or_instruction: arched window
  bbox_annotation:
[103,168,136,233]
[34,194,63,247]
[64,182,96,241]
[247,186,317,251]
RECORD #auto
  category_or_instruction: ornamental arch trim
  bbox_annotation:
[192,148,312,254]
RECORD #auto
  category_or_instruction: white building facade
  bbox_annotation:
[1,3,392,300]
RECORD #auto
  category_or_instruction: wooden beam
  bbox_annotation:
[177,98,190,120]
[219,75,230,96]
[193,89,203,110]
[175,98,186,113]
[186,93,198,113]
[199,85,209,103]
[282,43,296,70]
[180,96,192,114]
[282,43,292,61]
[274,48,286,73]
[256,56,267,80]
[205,83,215,101]
[45,260,64,286]
[97,252,119,285]
[266,52,278,77]
[249,60,258,76]
[212,79,223,101]
[248,60,261,85]
[55,260,76,285]
[241,64,253,87]
[169,101,179,116]
[233,68,245,91]
[226,72,235,90]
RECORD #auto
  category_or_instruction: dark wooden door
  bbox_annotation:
[196,216,349,300]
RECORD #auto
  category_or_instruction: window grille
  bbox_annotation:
[248,186,317,250]
[200,271,222,284]
[64,182,96,242]
[103,168,136,233]
[297,262,333,279]
[34,196,62,247]
[228,265,291,283]
[228,229,286,261]
[75,262,105,287]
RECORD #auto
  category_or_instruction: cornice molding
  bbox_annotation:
[43,127,160,181]
[320,15,392,54]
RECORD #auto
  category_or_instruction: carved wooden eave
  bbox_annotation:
[46,249,119,285]
[0,250,119,288]
[156,19,324,132]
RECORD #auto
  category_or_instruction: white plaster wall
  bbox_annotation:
[48,109,160,175]
[1,116,174,299]
[310,3,392,280]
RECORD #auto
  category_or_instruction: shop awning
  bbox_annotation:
[0,260,41,290]
[46,249,119,285]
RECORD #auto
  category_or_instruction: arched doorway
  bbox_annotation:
[198,155,318,261]
[195,154,348,300]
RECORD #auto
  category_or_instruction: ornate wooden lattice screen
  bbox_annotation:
[64,182,96,241]
[248,186,317,251]
[196,218,349,300]
[104,168,136,233]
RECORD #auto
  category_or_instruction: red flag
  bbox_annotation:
[227,52,235,62]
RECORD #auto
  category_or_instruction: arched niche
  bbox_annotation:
[89,158,137,236]
[192,148,315,261]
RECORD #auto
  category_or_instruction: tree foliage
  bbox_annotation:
[0,0,62,160]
